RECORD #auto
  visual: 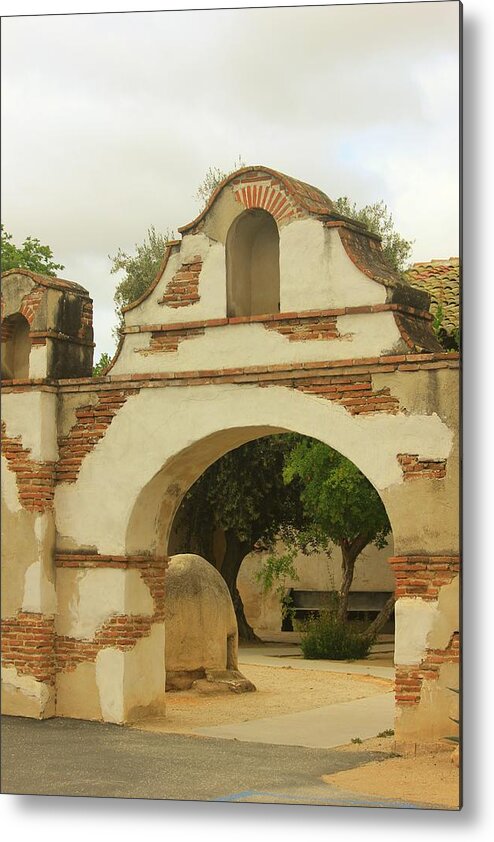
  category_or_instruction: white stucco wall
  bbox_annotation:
[122,218,389,337]
[2,391,58,462]
[56,567,154,639]
[55,382,453,557]
[110,311,403,377]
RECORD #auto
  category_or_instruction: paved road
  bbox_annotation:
[0,715,431,808]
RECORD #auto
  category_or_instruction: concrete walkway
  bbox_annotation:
[192,644,395,748]
[195,691,395,748]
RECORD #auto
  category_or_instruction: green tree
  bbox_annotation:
[195,155,244,209]
[92,352,112,376]
[110,159,244,336]
[110,225,173,338]
[173,435,305,641]
[1,224,64,277]
[333,197,413,273]
[279,437,394,639]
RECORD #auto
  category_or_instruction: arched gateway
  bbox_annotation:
[1,167,459,749]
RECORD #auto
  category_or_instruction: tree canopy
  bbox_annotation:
[173,435,304,640]
[110,225,173,337]
[1,224,64,277]
[174,433,393,641]
[333,197,413,273]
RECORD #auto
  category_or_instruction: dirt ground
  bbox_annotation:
[133,663,392,733]
[323,736,460,810]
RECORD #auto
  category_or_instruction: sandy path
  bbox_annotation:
[322,740,460,809]
[133,663,392,734]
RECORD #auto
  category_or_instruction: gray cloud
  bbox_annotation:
[1,2,460,358]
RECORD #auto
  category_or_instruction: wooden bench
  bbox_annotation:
[282,589,395,630]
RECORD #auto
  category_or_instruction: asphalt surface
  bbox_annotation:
[0,714,427,808]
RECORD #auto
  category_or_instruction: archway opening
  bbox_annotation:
[226,208,280,317]
[1,313,31,379]
[165,431,395,650]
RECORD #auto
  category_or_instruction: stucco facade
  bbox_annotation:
[1,166,459,748]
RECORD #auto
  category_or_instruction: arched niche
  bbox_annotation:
[1,313,31,379]
[226,208,280,317]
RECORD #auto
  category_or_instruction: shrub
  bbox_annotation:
[298,609,374,660]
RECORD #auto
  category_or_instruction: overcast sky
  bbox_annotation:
[1,1,460,358]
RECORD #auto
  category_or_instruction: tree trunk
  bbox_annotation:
[361,593,396,641]
[221,531,261,642]
[338,542,356,622]
[337,534,370,622]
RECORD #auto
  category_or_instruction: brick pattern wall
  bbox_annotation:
[160,256,202,308]
[390,555,460,707]
[19,287,45,325]
[390,555,459,601]
[295,372,400,414]
[395,633,460,705]
[1,421,56,512]
[397,454,447,480]
[1,613,56,684]
[265,315,340,341]
[55,556,167,674]
[141,327,205,354]
[232,173,302,226]
[56,389,138,483]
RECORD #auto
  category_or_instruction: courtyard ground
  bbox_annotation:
[1,643,460,809]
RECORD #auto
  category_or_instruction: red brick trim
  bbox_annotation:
[395,632,460,705]
[178,166,336,234]
[1,353,460,395]
[397,454,447,480]
[337,225,402,289]
[1,613,56,684]
[389,555,460,600]
[19,287,45,325]
[232,176,300,225]
[56,388,139,483]
[159,255,202,308]
[55,553,167,567]
[121,302,433,337]
[1,421,56,512]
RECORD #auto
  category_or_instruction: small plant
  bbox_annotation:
[351,737,363,744]
[377,729,394,738]
[298,602,375,661]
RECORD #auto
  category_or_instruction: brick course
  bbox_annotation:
[19,287,45,325]
[397,453,447,480]
[1,421,56,512]
[395,632,460,705]
[232,175,302,225]
[159,255,202,308]
[56,388,139,483]
[140,326,205,354]
[389,555,459,600]
[1,613,56,684]
[54,555,167,673]
[265,315,340,341]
